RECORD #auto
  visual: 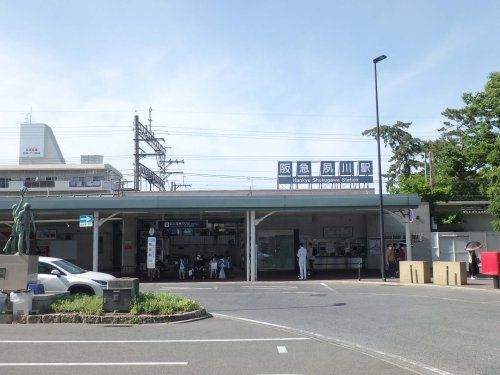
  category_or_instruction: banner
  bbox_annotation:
[147,237,156,269]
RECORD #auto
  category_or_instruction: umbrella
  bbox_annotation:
[465,241,482,251]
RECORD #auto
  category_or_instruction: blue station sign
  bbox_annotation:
[277,161,374,186]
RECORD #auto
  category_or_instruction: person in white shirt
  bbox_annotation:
[210,256,218,279]
[297,243,308,280]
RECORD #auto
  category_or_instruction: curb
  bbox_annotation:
[9,308,207,324]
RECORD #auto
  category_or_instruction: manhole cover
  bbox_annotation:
[309,293,327,297]
[333,303,347,307]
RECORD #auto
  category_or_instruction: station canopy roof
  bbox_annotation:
[0,190,420,214]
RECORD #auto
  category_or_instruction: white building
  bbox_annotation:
[0,123,122,196]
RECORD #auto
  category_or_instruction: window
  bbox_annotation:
[53,259,85,274]
[38,262,58,275]
[0,178,10,188]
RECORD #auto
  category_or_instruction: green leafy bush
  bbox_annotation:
[49,294,103,315]
[49,292,200,316]
[130,292,200,315]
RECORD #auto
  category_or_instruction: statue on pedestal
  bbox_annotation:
[2,187,35,255]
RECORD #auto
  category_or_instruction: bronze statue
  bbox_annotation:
[17,202,36,255]
[2,187,34,255]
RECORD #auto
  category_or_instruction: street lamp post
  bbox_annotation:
[373,54,387,281]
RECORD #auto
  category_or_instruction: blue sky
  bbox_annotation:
[0,1,498,190]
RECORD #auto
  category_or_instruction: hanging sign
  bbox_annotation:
[408,209,415,223]
[158,220,207,229]
[146,237,156,269]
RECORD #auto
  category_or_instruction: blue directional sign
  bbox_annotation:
[79,215,94,228]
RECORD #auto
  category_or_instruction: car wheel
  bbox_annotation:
[70,287,95,296]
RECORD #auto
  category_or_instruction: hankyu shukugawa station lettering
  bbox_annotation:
[277,161,374,187]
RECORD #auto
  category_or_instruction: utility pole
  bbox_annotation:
[424,152,428,183]
[133,110,185,191]
[429,151,434,190]
[134,115,140,191]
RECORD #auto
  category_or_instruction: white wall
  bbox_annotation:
[34,221,114,271]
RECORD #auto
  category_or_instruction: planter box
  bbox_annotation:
[399,261,431,284]
[433,262,467,286]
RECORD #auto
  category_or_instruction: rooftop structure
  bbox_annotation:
[0,123,123,196]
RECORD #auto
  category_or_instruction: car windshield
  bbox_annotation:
[53,259,86,274]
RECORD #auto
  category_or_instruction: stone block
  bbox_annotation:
[107,278,139,299]
[31,292,68,314]
[27,315,42,324]
[0,314,13,324]
[399,261,431,284]
[42,314,61,323]
[433,262,467,286]
[13,314,27,324]
[81,315,101,324]
[0,255,38,291]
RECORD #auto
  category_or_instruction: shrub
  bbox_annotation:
[49,294,103,315]
[49,292,200,316]
[130,292,200,315]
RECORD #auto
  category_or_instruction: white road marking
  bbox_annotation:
[356,292,500,305]
[320,282,338,292]
[0,362,187,366]
[160,286,215,290]
[242,285,298,289]
[1,338,310,344]
[277,346,288,354]
[213,313,451,375]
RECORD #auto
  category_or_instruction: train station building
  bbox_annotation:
[0,189,421,280]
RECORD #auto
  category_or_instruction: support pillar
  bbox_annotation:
[250,210,257,281]
[405,220,412,261]
[93,211,99,272]
[246,210,250,281]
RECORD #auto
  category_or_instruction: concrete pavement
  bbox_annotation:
[0,314,412,375]
[143,280,500,375]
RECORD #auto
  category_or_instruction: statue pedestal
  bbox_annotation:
[0,255,38,291]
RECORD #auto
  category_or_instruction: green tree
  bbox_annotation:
[362,73,500,229]
[361,121,424,191]
[439,72,500,229]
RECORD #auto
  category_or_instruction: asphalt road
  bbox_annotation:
[0,312,411,375]
[1,280,499,375]
[142,280,500,375]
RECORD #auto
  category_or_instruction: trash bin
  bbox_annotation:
[27,283,45,295]
[10,291,34,315]
[481,251,500,289]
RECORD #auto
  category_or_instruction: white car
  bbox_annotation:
[37,256,115,295]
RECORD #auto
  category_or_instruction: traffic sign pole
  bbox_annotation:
[93,211,99,272]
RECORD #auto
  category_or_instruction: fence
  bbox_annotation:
[431,231,500,263]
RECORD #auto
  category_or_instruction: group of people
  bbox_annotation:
[178,254,232,280]
[385,243,406,278]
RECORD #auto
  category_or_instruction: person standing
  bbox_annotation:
[307,242,315,277]
[210,256,218,279]
[297,243,308,280]
[468,250,480,279]
[178,256,187,280]
[385,244,396,278]
[396,244,406,277]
